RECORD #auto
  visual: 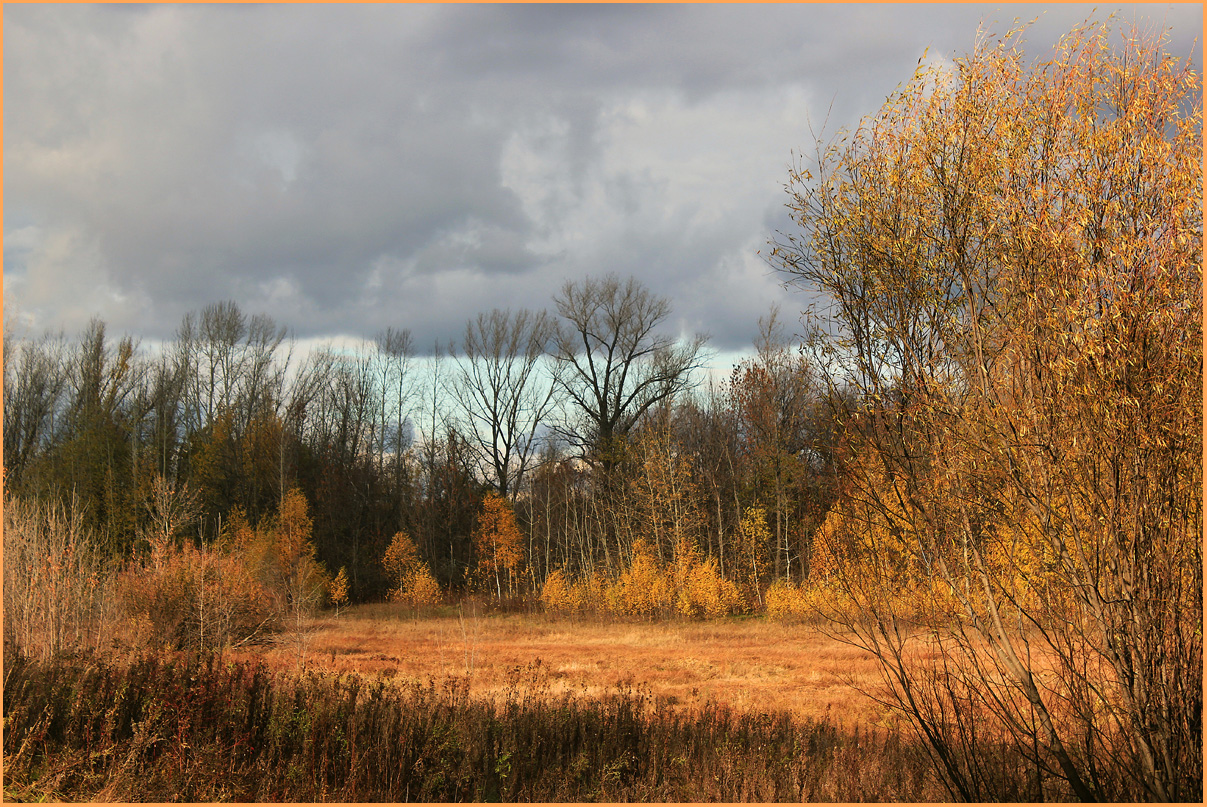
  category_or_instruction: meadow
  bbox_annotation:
[4,608,972,803]
[236,604,895,725]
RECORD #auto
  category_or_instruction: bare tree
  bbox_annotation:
[191,301,247,429]
[551,274,707,466]
[448,308,558,498]
[237,312,288,433]
[372,327,416,483]
[3,331,69,491]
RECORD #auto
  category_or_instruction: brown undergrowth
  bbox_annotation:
[3,648,949,802]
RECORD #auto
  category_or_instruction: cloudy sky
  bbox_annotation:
[5,3,1201,357]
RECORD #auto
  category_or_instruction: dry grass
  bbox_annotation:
[4,649,946,801]
[228,604,898,728]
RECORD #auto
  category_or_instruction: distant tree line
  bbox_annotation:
[3,274,844,606]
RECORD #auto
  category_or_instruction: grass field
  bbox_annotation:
[4,610,957,802]
[229,603,898,727]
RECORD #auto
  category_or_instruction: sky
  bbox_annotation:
[4,3,1202,362]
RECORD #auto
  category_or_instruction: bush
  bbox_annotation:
[3,496,114,659]
[675,556,742,619]
[392,565,443,609]
[114,537,279,652]
[764,578,809,621]
[541,540,743,621]
[539,568,577,614]
[605,545,674,619]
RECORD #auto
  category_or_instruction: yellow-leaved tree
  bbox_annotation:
[382,530,442,609]
[472,492,525,600]
[773,20,1201,801]
[260,488,330,664]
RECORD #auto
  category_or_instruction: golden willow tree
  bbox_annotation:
[773,21,1201,802]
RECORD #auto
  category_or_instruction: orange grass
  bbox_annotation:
[227,604,899,728]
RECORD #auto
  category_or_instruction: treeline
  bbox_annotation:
[3,275,843,611]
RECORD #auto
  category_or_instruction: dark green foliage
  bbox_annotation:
[4,651,950,802]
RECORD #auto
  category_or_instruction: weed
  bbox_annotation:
[4,649,957,801]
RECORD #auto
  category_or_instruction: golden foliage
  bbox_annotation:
[382,529,442,608]
[676,555,743,619]
[607,539,675,618]
[392,565,443,609]
[329,566,350,614]
[539,567,579,614]
[733,506,772,606]
[540,538,741,621]
[764,579,809,622]
[245,488,330,616]
[773,20,1202,799]
[472,492,525,599]
[382,531,421,581]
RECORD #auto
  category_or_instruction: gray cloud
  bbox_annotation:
[5,4,1201,351]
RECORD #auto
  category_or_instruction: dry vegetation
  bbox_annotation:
[4,628,953,803]
[230,605,895,726]
[4,18,1198,804]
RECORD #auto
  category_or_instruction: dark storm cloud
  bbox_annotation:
[4,4,1201,352]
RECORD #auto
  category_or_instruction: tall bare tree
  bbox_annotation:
[551,274,707,467]
[3,331,69,491]
[448,308,558,498]
[372,327,416,480]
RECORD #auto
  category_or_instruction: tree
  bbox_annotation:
[56,319,143,549]
[3,332,69,492]
[448,309,559,498]
[472,492,525,600]
[773,21,1201,801]
[372,327,416,486]
[729,308,822,581]
[382,530,442,608]
[628,410,704,569]
[551,274,707,467]
[262,488,329,666]
[328,567,349,616]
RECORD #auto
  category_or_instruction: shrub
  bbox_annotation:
[2,496,114,659]
[541,540,743,621]
[539,568,576,614]
[393,565,443,609]
[114,535,278,651]
[676,556,743,619]
[765,579,809,622]
[605,544,674,619]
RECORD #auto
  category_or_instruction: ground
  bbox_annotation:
[228,603,900,727]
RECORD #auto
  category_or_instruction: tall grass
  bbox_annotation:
[4,651,954,802]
